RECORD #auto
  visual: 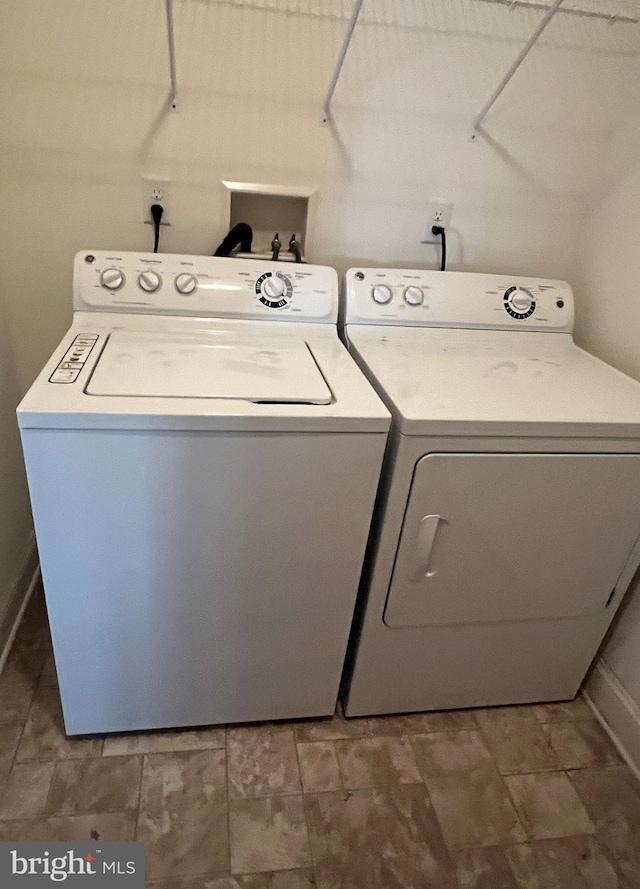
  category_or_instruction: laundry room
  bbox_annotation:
[1,0,640,886]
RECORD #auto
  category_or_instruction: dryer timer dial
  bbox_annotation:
[504,286,536,319]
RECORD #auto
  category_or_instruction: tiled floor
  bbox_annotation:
[1,582,640,888]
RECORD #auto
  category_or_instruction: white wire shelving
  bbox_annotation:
[161,1,639,123]
[319,0,639,128]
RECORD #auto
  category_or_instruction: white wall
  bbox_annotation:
[573,157,640,768]
[2,0,640,389]
[0,286,34,651]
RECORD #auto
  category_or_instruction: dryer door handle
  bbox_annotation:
[411,514,443,581]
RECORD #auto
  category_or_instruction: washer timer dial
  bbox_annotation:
[504,285,536,319]
[256,272,293,308]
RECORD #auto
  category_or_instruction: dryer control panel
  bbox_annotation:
[344,269,574,332]
[74,252,337,323]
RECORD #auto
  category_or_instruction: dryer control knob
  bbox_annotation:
[100,268,125,290]
[138,271,161,293]
[511,290,533,312]
[372,285,393,305]
[175,273,198,295]
[262,276,286,299]
[403,286,424,305]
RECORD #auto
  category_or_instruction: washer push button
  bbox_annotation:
[49,334,99,384]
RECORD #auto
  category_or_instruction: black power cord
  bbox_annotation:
[432,225,446,271]
[150,203,164,253]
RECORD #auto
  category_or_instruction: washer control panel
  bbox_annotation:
[49,334,99,384]
[345,268,574,332]
[74,252,337,323]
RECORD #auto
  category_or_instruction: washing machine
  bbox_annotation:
[341,268,640,717]
[17,251,390,734]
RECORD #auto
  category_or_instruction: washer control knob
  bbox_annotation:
[100,268,125,290]
[175,273,198,295]
[262,276,286,299]
[403,286,423,306]
[372,285,393,305]
[511,289,533,312]
[138,271,161,293]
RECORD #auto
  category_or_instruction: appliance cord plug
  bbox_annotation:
[151,203,164,253]
[432,225,446,272]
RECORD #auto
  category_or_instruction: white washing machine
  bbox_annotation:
[17,251,390,735]
[341,268,640,717]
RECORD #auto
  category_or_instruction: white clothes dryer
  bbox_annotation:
[341,268,640,717]
[17,251,390,734]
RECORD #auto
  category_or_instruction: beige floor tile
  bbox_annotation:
[294,705,369,742]
[16,687,103,761]
[229,795,310,875]
[37,653,59,689]
[0,761,54,820]
[0,723,23,789]
[145,877,230,889]
[411,730,493,777]
[569,766,640,887]
[425,767,526,850]
[227,727,301,799]
[559,836,620,888]
[416,734,525,851]
[367,708,477,736]
[453,847,518,889]
[475,705,540,731]
[146,874,315,889]
[13,587,51,652]
[543,720,621,770]
[137,749,228,879]
[505,837,620,889]
[504,772,594,840]
[0,811,136,841]
[103,726,226,757]
[305,784,457,889]
[235,872,316,889]
[0,648,46,724]
[335,736,421,789]
[296,741,341,792]
[533,698,594,724]
[13,627,52,653]
[478,715,559,774]
[48,755,142,815]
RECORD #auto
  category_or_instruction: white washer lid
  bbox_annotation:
[87,330,332,404]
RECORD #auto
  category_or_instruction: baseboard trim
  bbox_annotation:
[584,659,640,782]
[0,537,40,675]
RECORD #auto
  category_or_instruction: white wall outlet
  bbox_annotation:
[142,178,171,225]
[426,201,453,231]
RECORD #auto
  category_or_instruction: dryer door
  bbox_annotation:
[383,453,640,627]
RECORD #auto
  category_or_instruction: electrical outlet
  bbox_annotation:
[426,201,453,232]
[142,178,171,225]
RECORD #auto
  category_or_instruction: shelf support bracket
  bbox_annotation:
[322,0,366,125]
[471,0,564,139]
[165,0,178,111]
